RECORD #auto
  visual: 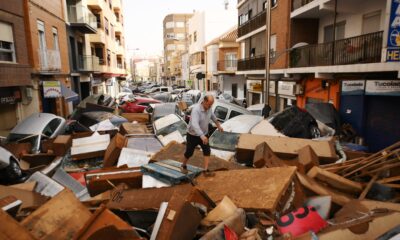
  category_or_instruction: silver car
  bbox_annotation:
[7,113,66,153]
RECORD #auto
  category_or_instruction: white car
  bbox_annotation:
[7,113,66,154]
[0,146,26,184]
[209,115,263,161]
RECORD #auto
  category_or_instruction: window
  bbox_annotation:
[324,21,345,42]
[175,22,184,28]
[52,27,59,51]
[95,47,104,64]
[166,33,175,39]
[104,17,109,35]
[239,10,252,26]
[270,34,277,58]
[115,11,120,22]
[107,49,111,66]
[109,0,112,9]
[176,33,185,39]
[362,11,381,34]
[225,53,237,68]
[42,118,61,137]
[194,31,197,42]
[214,106,228,120]
[165,22,174,29]
[0,22,16,62]
[37,20,46,50]
[232,83,238,98]
[189,34,192,44]
[229,110,242,119]
[94,13,101,28]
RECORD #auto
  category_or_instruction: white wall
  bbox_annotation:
[221,75,247,99]
[318,0,387,43]
[206,44,219,74]
[181,52,190,81]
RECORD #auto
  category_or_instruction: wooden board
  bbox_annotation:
[0,185,48,210]
[21,189,92,240]
[236,134,337,162]
[121,113,150,123]
[307,166,363,194]
[0,209,37,240]
[196,167,297,212]
[150,141,246,171]
[296,172,353,206]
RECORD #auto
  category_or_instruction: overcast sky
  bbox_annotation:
[122,0,237,58]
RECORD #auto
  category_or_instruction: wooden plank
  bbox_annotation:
[196,167,297,212]
[358,162,400,178]
[0,209,37,240]
[307,166,363,194]
[0,185,48,210]
[21,189,92,240]
[236,134,337,162]
[377,176,400,184]
[10,181,37,192]
[150,141,245,171]
[121,113,150,123]
[359,174,379,200]
[296,172,353,206]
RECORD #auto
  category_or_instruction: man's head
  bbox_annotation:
[202,95,214,110]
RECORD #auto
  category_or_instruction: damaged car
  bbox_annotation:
[0,146,28,185]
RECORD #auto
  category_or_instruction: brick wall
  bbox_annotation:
[270,0,291,69]
[0,0,31,87]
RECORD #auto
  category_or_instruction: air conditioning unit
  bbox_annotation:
[294,84,304,95]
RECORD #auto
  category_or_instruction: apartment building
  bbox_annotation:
[163,14,192,86]
[188,9,237,91]
[65,0,98,102]
[205,26,246,99]
[0,0,33,135]
[25,0,73,117]
[281,0,400,151]
[86,0,127,97]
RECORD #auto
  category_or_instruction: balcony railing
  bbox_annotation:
[217,60,238,72]
[238,55,265,71]
[292,0,315,11]
[238,10,266,38]
[290,31,383,68]
[78,55,100,72]
[68,5,97,33]
[38,49,61,72]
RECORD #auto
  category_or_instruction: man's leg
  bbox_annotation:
[203,155,210,170]
[183,134,198,170]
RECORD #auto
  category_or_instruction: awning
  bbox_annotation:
[61,82,79,102]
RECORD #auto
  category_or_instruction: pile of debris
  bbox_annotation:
[0,110,400,239]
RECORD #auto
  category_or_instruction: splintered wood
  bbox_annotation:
[321,141,400,181]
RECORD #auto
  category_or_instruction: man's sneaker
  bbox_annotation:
[180,164,188,174]
[203,169,215,177]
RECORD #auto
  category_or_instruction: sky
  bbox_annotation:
[122,0,237,58]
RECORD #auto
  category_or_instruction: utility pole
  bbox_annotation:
[264,0,272,105]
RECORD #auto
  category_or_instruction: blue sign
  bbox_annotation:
[387,0,400,62]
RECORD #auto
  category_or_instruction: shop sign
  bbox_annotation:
[91,78,102,86]
[269,81,276,94]
[0,88,21,104]
[341,80,365,95]
[43,81,61,98]
[387,0,400,62]
[278,81,295,96]
[105,78,114,86]
[247,80,262,92]
[366,80,400,96]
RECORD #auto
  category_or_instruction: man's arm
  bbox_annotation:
[211,112,224,132]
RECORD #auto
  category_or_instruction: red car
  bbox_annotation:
[119,97,161,113]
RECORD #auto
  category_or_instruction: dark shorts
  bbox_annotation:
[184,133,211,158]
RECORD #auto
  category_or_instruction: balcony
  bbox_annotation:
[113,0,121,10]
[78,55,100,72]
[88,29,105,44]
[290,31,383,68]
[238,10,266,38]
[116,42,124,55]
[87,0,103,10]
[68,5,97,34]
[38,49,61,72]
[217,60,238,72]
[292,0,315,11]
[115,22,122,33]
[238,55,265,71]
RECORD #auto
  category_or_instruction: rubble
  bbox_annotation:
[1,101,399,240]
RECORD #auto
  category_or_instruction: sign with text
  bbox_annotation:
[278,81,295,96]
[0,88,21,104]
[341,80,365,95]
[366,80,400,96]
[43,81,61,98]
[387,0,400,62]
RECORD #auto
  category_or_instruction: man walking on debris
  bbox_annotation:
[182,94,223,176]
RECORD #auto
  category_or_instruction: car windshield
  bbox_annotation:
[157,120,187,137]
[209,131,240,152]
[7,133,40,150]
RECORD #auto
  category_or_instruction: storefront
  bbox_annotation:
[42,80,78,116]
[277,81,298,112]
[247,80,263,105]
[297,78,340,109]
[340,80,400,152]
[0,87,21,134]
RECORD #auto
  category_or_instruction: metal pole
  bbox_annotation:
[331,0,338,65]
[265,0,271,104]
